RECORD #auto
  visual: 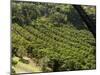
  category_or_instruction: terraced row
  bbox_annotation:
[24,25,95,56]
[24,24,95,50]
[12,24,95,59]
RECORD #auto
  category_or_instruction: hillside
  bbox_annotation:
[11,1,96,74]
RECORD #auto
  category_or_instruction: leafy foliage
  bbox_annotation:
[12,1,96,73]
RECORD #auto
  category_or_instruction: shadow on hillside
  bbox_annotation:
[66,7,88,30]
[88,14,96,24]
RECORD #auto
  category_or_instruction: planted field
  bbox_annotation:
[12,1,96,74]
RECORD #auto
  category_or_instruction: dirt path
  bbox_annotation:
[13,57,42,73]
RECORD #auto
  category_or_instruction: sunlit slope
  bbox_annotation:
[12,19,96,72]
[12,57,42,73]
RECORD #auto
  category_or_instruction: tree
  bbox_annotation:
[73,5,96,38]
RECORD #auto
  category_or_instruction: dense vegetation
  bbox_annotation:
[11,1,96,74]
